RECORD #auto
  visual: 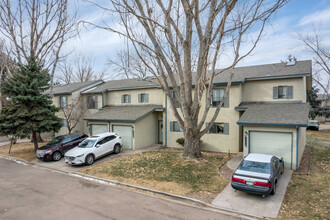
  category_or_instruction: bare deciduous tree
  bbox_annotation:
[0,39,16,109]
[108,48,152,79]
[61,94,87,134]
[87,0,287,159]
[297,28,330,95]
[58,55,107,84]
[0,0,78,94]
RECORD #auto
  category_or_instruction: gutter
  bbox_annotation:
[237,122,308,127]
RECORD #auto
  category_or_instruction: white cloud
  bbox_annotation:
[299,7,330,26]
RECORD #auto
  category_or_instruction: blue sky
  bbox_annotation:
[64,0,330,75]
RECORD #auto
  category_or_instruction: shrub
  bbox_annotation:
[176,138,185,146]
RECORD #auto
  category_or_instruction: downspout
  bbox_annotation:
[108,120,111,132]
[165,94,167,147]
[296,126,299,170]
[102,93,104,108]
[160,94,167,149]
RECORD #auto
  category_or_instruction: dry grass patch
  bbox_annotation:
[80,148,232,203]
[0,140,49,161]
[278,131,330,220]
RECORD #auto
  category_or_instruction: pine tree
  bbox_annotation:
[0,57,62,151]
[307,87,322,119]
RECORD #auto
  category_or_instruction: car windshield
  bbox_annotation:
[77,139,96,148]
[47,137,64,146]
[309,122,318,125]
[239,160,271,174]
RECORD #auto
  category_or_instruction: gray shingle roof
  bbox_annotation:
[45,80,104,95]
[237,103,309,126]
[83,78,159,94]
[84,105,163,122]
[213,60,311,84]
[83,60,311,93]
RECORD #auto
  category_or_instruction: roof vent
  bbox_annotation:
[286,60,296,66]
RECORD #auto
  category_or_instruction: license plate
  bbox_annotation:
[246,181,254,186]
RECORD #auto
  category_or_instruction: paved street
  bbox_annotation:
[0,158,241,220]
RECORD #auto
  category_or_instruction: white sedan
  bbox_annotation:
[65,132,122,165]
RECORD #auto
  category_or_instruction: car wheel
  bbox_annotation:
[52,151,62,161]
[271,184,276,195]
[85,154,94,165]
[114,144,121,154]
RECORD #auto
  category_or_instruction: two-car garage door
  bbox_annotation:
[249,131,292,168]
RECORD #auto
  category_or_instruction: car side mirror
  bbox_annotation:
[96,144,100,148]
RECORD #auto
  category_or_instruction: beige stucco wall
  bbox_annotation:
[134,112,159,150]
[242,126,305,170]
[52,82,103,136]
[166,84,242,153]
[105,88,164,106]
[242,78,306,102]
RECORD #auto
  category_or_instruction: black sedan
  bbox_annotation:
[231,153,284,197]
[36,133,88,161]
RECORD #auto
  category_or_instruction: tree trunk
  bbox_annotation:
[30,132,44,143]
[68,126,72,134]
[8,137,14,154]
[32,132,39,151]
[181,131,202,159]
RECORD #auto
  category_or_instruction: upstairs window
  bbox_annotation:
[273,86,293,99]
[138,93,149,103]
[211,88,229,107]
[121,94,131,103]
[87,95,98,109]
[170,121,182,132]
[59,96,68,108]
[171,91,179,108]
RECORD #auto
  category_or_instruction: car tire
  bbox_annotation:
[271,184,276,195]
[85,154,95,165]
[52,151,62,161]
[114,144,121,154]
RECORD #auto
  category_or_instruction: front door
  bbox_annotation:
[158,120,163,144]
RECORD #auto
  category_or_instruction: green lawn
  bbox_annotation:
[80,148,232,203]
[278,130,330,219]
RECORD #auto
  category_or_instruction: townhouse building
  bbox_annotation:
[49,60,312,169]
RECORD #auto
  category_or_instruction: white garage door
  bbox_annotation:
[249,131,292,168]
[112,125,133,149]
[91,124,108,136]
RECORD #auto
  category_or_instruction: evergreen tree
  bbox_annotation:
[0,57,62,151]
[307,87,322,119]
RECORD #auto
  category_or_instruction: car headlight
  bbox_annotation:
[77,154,84,157]
[45,150,52,154]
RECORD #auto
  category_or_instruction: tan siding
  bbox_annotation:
[242,78,306,102]
[106,88,164,106]
[166,85,242,153]
[134,112,158,149]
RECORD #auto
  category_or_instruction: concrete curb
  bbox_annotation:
[0,154,258,220]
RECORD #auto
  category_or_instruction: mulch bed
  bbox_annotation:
[295,145,312,175]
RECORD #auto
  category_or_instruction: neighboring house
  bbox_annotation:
[48,60,312,170]
[44,80,104,138]
[316,94,330,122]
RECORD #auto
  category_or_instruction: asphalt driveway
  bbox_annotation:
[212,169,292,219]
[0,158,240,220]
